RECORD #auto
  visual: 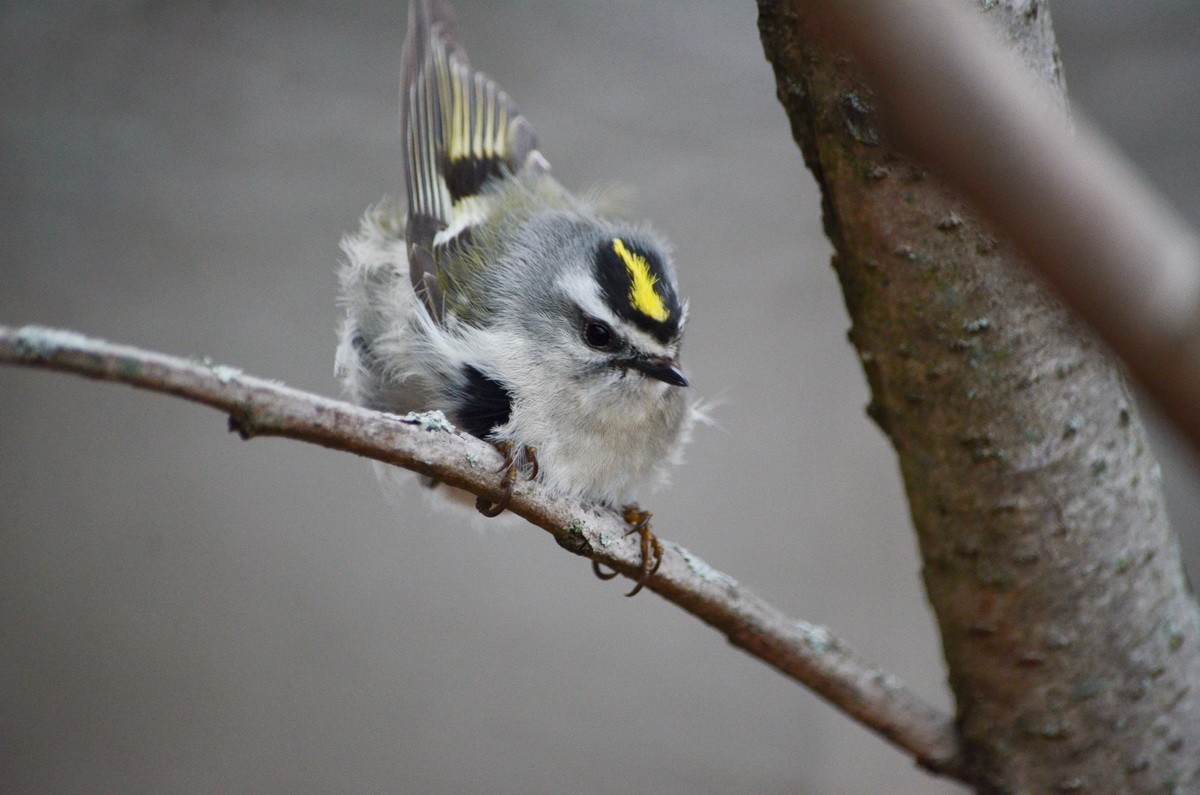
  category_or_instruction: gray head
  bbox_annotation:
[490,210,688,397]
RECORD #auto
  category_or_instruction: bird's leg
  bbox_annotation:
[522,445,539,481]
[475,442,538,517]
[475,441,516,517]
[591,504,664,596]
[622,504,663,596]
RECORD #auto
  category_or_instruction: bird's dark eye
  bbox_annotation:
[583,319,615,350]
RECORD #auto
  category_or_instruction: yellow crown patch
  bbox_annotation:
[612,238,670,323]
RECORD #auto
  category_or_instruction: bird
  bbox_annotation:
[335,0,697,595]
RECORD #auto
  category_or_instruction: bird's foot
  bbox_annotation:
[591,503,663,597]
[475,442,537,517]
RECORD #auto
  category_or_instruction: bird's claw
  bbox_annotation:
[591,503,663,596]
[591,560,619,581]
[474,442,538,517]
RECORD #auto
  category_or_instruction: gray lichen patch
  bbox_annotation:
[400,409,455,433]
[872,670,903,692]
[937,213,964,231]
[796,620,836,655]
[15,325,94,358]
[840,91,880,146]
[680,547,739,592]
[963,317,992,333]
[1064,414,1085,436]
[211,364,243,384]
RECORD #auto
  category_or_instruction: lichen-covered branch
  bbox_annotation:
[0,324,964,776]
[758,0,1200,791]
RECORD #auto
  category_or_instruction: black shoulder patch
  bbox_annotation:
[594,238,682,344]
[455,365,513,440]
[443,156,507,203]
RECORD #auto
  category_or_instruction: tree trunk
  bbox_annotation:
[757,0,1200,791]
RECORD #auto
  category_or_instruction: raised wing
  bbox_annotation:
[400,0,546,320]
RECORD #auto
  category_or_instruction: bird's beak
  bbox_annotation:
[629,355,689,387]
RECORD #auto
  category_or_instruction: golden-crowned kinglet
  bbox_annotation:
[336,0,696,594]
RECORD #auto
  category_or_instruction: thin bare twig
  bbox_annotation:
[0,324,966,776]
[789,0,1200,459]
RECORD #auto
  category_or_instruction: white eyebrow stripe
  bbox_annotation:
[555,272,674,356]
[621,324,672,356]
[556,272,616,324]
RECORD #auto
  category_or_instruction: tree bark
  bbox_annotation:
[758,0,1200,791]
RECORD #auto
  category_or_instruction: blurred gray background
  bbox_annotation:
[2,2,1197,793]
